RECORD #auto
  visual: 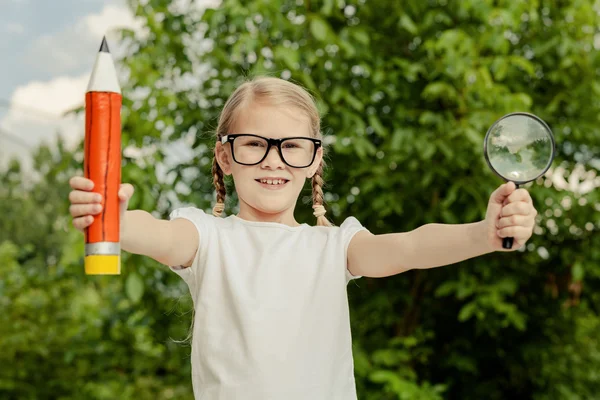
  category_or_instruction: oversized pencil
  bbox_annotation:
[84,36,122,275]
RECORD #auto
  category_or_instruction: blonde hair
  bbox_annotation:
[211,76,333,226]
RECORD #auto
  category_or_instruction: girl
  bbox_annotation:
[68,76,537,399]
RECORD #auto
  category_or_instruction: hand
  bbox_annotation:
[484,182,537,251]
[69,176,134,233]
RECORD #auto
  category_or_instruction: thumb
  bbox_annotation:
[489,181,515,205]
[118,183,134,214]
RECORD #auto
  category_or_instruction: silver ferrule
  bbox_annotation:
[85,242,120,256]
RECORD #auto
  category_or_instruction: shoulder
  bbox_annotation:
[170,207,211,223]
[339,216,365,232]
[167,207,222,269]
[328,216,371,252]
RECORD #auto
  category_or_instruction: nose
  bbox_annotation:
[260,146,285,169]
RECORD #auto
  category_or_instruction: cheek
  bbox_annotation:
[230,167,252,191]
[292,171,309,190]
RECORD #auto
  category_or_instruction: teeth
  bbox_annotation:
[260,179,285,185]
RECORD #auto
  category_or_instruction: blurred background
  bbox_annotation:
[1,0,599,399]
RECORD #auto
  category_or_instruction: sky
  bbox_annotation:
[0,0,142,167]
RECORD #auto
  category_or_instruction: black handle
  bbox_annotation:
[502,182,519,249]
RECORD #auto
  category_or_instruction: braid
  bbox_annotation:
[311,163,333,227]
[212,156,226,217]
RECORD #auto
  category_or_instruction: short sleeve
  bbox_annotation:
[168,207,211,286]
[339,216,370,283]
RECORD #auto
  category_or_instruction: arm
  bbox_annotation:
[348,221,491,277]
[348,182,537,278]
[121,210,199,268]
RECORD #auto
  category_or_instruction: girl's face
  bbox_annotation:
[215,102,323,225]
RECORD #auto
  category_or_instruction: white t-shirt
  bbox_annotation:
[169,207,369,400]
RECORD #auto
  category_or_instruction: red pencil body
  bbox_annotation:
[84,92,122,244]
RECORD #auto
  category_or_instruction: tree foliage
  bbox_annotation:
[1,0,599,398]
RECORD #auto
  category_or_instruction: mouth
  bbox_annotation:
[255,178,290,187]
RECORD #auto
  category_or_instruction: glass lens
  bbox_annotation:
[281,138,315,167]
[233,135,269,164]
[233,135,315,167]
[485,114,554,183]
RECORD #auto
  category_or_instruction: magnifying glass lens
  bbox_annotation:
[485,114,554,185]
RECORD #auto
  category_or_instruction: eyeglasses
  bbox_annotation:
[221,134,321,168]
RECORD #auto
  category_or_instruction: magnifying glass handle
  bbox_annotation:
[502,183,519,249]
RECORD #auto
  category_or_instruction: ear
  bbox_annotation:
[215,142,233,176]
[307,146,323,178]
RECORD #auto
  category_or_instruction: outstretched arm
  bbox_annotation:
[122,210,199,268]
[348,182,537,278]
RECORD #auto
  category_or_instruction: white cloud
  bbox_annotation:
[0,74,88,169]
[84,4,142,39]
[11,74,89,115]
[5,22,25,34]
[22,4,144,75]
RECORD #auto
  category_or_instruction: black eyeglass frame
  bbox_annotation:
[221,134,322,168]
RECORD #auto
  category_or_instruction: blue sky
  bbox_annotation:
[0,0,116,99]
[0,0,136,165]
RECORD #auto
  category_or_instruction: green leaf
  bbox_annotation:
[125,272,144,304]
[573,261,585,281]
[435,281,457,297]
[310,17,332,42]
[458,301,477,322]
[399,14,418,34]
[509,55,535,77]
[274,46,299,69]
[352,28,370,46]
[368,114,387,137]
[345,93,364,111]
[321,0,334,16]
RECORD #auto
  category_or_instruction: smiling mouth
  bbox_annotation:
[255,178,289,186]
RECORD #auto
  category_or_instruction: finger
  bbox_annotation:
[69,176,94,191]
[506,188,532,204]
[69,203,103,218]
[497,225,532,240]
[118,183,134,201]
[73,215,94,232]
[500,201,534,217]
[490,182,516,204]
[497,214,535,229]
[69,190,102,204]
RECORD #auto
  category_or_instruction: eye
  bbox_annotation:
[245,140,265,147]
[283,142,300,149]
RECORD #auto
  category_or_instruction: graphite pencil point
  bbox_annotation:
[99,36,110,53]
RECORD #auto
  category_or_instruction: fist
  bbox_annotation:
[68,175,134,233]
[484,182,538,251]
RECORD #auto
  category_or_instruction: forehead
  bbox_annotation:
[231,102,311,139]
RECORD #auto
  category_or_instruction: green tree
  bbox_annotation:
[117,0,599,398]
[0,141,195,399]
[1,0,599,398]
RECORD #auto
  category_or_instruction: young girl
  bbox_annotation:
[68,76,537,399]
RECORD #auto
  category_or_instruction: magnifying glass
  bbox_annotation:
[484,112,556,249]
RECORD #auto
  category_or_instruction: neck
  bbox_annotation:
[236,204,300,227]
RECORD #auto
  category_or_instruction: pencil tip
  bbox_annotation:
[99,36,110,53]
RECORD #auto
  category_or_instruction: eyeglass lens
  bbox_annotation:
[233,136,315,167]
